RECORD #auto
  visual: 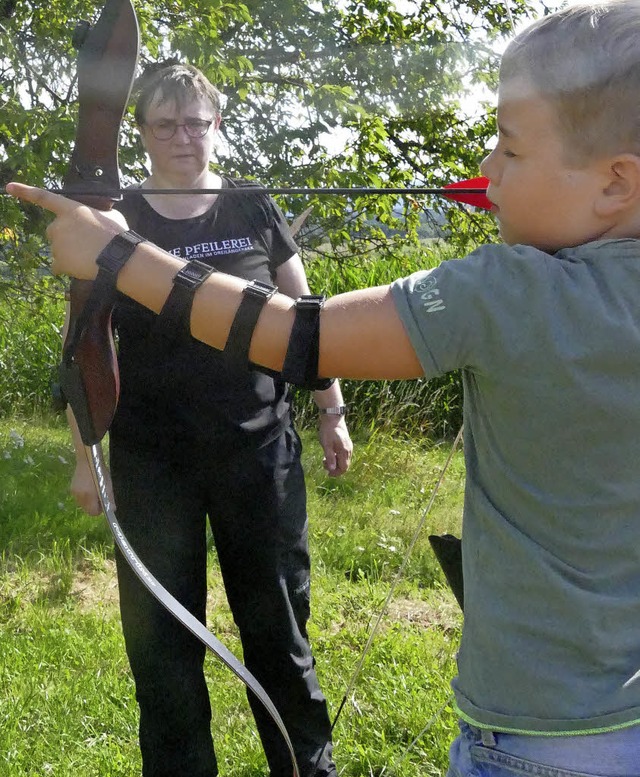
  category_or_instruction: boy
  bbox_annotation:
[8,0,640,773]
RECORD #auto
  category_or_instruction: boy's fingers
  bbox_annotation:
[7,181,128,231]
[5,182,77,214]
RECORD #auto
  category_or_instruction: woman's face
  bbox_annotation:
[139,91,220,182]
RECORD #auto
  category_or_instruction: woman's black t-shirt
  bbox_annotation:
[110,179,299,454]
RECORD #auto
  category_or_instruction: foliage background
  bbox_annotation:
[0,0,531,272]
[0,0,547,433]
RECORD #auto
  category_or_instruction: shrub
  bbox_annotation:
[0,277,65,417]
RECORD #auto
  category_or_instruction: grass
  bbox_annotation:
[0,245,464,436]
[0,415,464,776]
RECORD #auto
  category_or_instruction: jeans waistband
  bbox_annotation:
[464,721,640,775]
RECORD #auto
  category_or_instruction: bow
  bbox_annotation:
[58,3,299,774]
[54,5,489,771]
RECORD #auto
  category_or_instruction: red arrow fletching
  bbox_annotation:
[443,176,492,210]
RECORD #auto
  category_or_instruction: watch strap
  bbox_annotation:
[319,405,347,416]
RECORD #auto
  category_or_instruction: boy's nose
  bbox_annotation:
[479,151,498,186]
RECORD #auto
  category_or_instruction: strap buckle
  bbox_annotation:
[96,230,145,275]
[172,260,217,290]
[294,294,325,310]
[243,279,278,300]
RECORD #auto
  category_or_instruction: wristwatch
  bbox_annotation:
[319,406,348,416]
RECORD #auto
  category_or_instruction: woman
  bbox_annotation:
[69,63,352,777]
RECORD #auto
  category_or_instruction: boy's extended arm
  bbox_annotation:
[7,184,424,381]
[113,242,422,381]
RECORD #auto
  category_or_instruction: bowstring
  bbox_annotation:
[323,4,520,767]
[379,5,521,766]
[315,425,464,774]
[381,694,455,775]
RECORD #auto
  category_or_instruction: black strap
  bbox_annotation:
[154,260,217,345]
[63,230,146,363]
[223,279,277,370]
[58,230,146,435]
[281,295,335,390]
[96,229,146,275]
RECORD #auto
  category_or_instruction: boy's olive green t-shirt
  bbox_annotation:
[391,239,640,734]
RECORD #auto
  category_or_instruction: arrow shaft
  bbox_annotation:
[51,186,487,196]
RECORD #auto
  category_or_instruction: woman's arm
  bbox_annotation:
[276,254,353,476]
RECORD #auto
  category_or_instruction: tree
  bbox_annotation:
[0,0,540,285]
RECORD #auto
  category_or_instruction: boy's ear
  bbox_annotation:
[596,154,640,217]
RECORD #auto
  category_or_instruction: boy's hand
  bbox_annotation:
[5,183,128,279]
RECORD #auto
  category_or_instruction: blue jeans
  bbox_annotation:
[447,721,640,777]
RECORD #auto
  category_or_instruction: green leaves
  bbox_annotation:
[1,0,545,283]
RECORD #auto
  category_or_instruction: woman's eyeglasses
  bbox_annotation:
[146,119,213,140]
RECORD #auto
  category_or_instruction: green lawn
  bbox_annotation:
[0,416,464,776]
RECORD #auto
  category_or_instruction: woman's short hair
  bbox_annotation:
[134,63,223,125]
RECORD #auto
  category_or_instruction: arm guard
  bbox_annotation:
[280,295,335,391]
[154,259,218,346]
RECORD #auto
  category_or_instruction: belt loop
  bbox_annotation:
[480,729,497,747]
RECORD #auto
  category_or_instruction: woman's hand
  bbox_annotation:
[70,459,113,516]
[5,183,128,279]
[318,415,353,477]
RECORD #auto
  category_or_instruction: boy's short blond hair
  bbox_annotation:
[500,0,640,163]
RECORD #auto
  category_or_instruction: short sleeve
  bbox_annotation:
[266,198,299,270]
[390,243,554,378]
